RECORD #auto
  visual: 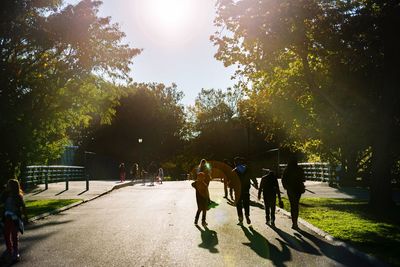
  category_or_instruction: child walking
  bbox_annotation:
[1,179,27,263]
[194,159,211,226]
[258,170,283,226]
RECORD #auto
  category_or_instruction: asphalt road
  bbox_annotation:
[14,181,376,267]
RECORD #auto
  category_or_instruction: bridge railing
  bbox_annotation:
[279,162,335,182]
[23,165,86,190]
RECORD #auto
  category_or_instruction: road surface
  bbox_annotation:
[15,181,377,266]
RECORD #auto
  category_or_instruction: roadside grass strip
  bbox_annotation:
[26,199,82,219]
[281,197,400,266]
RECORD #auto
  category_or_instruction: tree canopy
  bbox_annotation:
[0,0,140,183]
[212,0,400,207]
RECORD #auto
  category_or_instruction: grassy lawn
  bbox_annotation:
[26,199,82,219]
[281,197,400,266]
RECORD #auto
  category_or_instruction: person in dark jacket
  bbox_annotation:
[258,169,283,226]
[282,157,305,230]
[233,157,252,224]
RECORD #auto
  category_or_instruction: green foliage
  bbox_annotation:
[0,0,140,183]
[213,0,400,204]
[26,199,82,218]
[281,197,400,265]
[87,83,186,170]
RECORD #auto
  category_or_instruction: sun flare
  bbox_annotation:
[135,0,202,45]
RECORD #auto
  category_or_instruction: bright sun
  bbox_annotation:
[136,0,201,45]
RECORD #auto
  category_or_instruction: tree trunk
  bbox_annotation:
[369,3,400,209]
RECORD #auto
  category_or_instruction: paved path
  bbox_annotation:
[24,180,133,201]
[14,181,379,267]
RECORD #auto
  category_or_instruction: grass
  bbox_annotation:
[280,197,400,266]
[25,199,82,219]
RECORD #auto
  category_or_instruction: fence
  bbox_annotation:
[279,162,335,182]
[23,165,86,190]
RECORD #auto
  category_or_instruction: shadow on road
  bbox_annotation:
[249,200,264,209]
[195,225,219,253]
[295,229,380,267]
[272,227,320,255]
[241,225,291,267]
[25,218,74,231]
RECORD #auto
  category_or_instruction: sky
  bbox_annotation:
[65,0,236,106]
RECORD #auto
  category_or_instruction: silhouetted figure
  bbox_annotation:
[282,157,305,230]
[194,159,211,226]
[1,179,28,263]
[158,167,164,184]
[148,161,158,186]
[130,163,139,181]
[223,159,234,199]
[119,163,126,183]
[233,157,252,224]
[258,169,283,226]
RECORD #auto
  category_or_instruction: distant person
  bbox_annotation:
[158,167,164,184]
[258,169,283,226]
[1,179,28,263]
[223,159,234,199]
[194,159,211,226]
[282,156,305,230]
[148,161,158,186]
[130,163,139,181]
[141,167,147,185]
[233,157,252,224]
[119,163,126,183]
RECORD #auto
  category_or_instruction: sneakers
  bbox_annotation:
[194,218,198,225]
[246,216,251,224]
[238,216,243,224]
[201,221,208,226]
[291,224,299,230]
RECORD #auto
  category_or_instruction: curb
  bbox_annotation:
[249,189,389,267]
[28,180,139,222]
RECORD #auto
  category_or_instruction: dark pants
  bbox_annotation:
[288,192,301,226]
[236,192,250,218]
[263,194,276,223]
[4,217,19,257]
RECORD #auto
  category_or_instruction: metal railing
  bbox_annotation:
[279,162,334,182]
[23,165,87,190]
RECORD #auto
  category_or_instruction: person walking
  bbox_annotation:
[194,159,211,226]
[119,163,126,183]
[282,156,305,230]
[1,179,28,263]
[158,167,164,184]
[233,157,252,225]
[130,163,139,181]
[258,169,283,226]
[148,161,157,186]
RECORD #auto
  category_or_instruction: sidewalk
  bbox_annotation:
[25,180,134,201]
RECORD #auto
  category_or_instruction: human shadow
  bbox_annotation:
[240,225,291,267]
[25,218,74,231]
[249,200,264,209]
[294,228,385,267]
[271,226,321,255]
[195,225,219,253]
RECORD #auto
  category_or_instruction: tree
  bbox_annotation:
[86,83,186,177]
[212,0,400,207]
[0,0,140,183]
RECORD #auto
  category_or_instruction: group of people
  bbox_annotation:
[118,162,164,185]
[193,156,305,230]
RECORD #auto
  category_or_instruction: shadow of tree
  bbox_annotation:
[195,225,219,253]
[241,225,291,267]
